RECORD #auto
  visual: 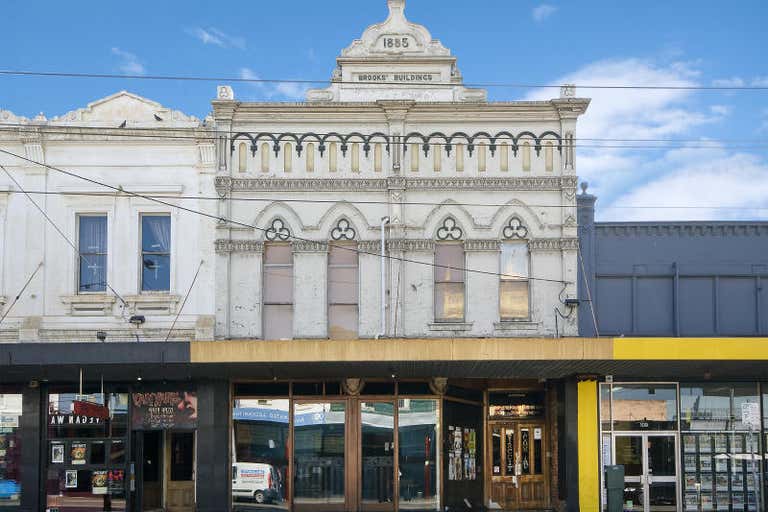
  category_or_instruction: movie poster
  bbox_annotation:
[91,470,108,495]
[71,443,86,465]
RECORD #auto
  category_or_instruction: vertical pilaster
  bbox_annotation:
[20,385,41,512]
[195,380,231,511]
[577,378,599,512]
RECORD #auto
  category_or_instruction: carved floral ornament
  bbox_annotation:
[436,217,463,241]
[331,218,357,241]
[503,217,529,240]
[265,218,291,241]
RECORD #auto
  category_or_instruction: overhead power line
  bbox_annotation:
[1,125,766,151]
[2,189,768,212]
[0,164,129,310]
[1,69,767,91]
[0,148,569,284]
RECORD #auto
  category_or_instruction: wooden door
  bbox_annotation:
[165,431,195,512]
[488,423,548,510]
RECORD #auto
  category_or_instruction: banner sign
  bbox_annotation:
[131,390,197,430]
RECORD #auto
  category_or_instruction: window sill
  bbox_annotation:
[494,320,541,334]
[428,322,474,333]
[61,294,116,316]
[124,294,181,316]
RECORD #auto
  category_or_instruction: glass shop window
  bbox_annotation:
[610,384,678,431]
[0,392,22,507]
[398,399,439,510]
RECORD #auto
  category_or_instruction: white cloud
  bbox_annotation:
[111,47,145,75]
[188,27,245,49]
[524,58,768,221]
[532,4,557,22]
[610,148,768,221]
[239,68,309,101]
[712,77,745,87]
[752,76,768,87]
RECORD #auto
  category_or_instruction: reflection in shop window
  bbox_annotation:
[610,384,678,431]
[293,402,346,505]
[361,402,395,505]
[0,392,22,507]
[398,399,439,511]
[232,398,290,510]
[45,391,129,511]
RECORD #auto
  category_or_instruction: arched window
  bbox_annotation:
[434,217,465,322]
[544,141,554,172]
[500,241,530,320]
[260,142,270,173]
[456,144,465,172]
[351,143,360,173]
[433,144,442,173]
[500,142,509,172]
[263,242,293,339]
[284,143,293,173]
[522,141,531,172]
[410,143,419,172]
[238,142,247,172]
[329,142,338,172]
[374,143,383,173]
[478,142,487,173]
[306,143,315,173]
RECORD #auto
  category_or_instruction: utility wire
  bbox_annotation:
[1,125,766,150]
[1,189,768,212]
[0,164,129,311]
[0,149,570,284]
[165,259,204,342]
[0,262,43,325]
[1,69,767,91]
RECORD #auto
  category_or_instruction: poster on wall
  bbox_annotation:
[51,443,64,464]
[71,443,86,465]
[65,470,78,489]
[131,390,197,430]
[91,470,108,495]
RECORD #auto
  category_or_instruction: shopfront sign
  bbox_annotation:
[131,390,197,430]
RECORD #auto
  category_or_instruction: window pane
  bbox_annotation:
[680,383,759,431]
[398,399,438,510]
[141,216,170,253]
[612,384,678,430]
[361,402,394,505]
[328,305,358,339]
[79,216,107,253]
[264,244,292,265]
[141,254,170,291]
[435,282,464,322]
[263,305,293,340]
[328,267,358,304]
[170,432,194,481]
[232,399,289,509]
[500,281,529,320]
[328,244,358,266]
[501,242,529,280]
[435,244,464,283]
[80,255,107,292]
[293,403,345,504]
[264,267,294,303]
[492,427,502,475]
[0,393,22,506]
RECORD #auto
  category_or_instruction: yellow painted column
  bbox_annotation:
[578,379,600,512]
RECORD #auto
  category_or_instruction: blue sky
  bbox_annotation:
[2,0,767,220]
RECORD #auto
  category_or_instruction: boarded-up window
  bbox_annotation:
[306,143,315,173]
[478,142,487,173]
[522,142,531,172]
[410,143,419,172]
[238,142,247,172]
[261,142,270,173]
[351,143,360,173]
[263,243,293,339]
[329,142,338,172]
[544,141,553,172]
[374,143,383,173]
[456,144,465,172]
[500,142,509,172]
[328,243,358,339]
[434,243,465,322]
[284,143,293,173]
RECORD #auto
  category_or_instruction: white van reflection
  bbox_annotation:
[232,463,282,504]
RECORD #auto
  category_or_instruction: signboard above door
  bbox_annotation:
[131,390,197,430]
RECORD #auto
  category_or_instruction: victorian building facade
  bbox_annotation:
[0,1,603,511]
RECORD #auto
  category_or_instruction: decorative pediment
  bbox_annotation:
[50,91,199,126]
[341,0,451,58]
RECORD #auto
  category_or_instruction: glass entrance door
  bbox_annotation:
[614,434,678,512]
[360,402,395,510]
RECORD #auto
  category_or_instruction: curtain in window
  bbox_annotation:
[79,216,107,292]
[142,216,171,291]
